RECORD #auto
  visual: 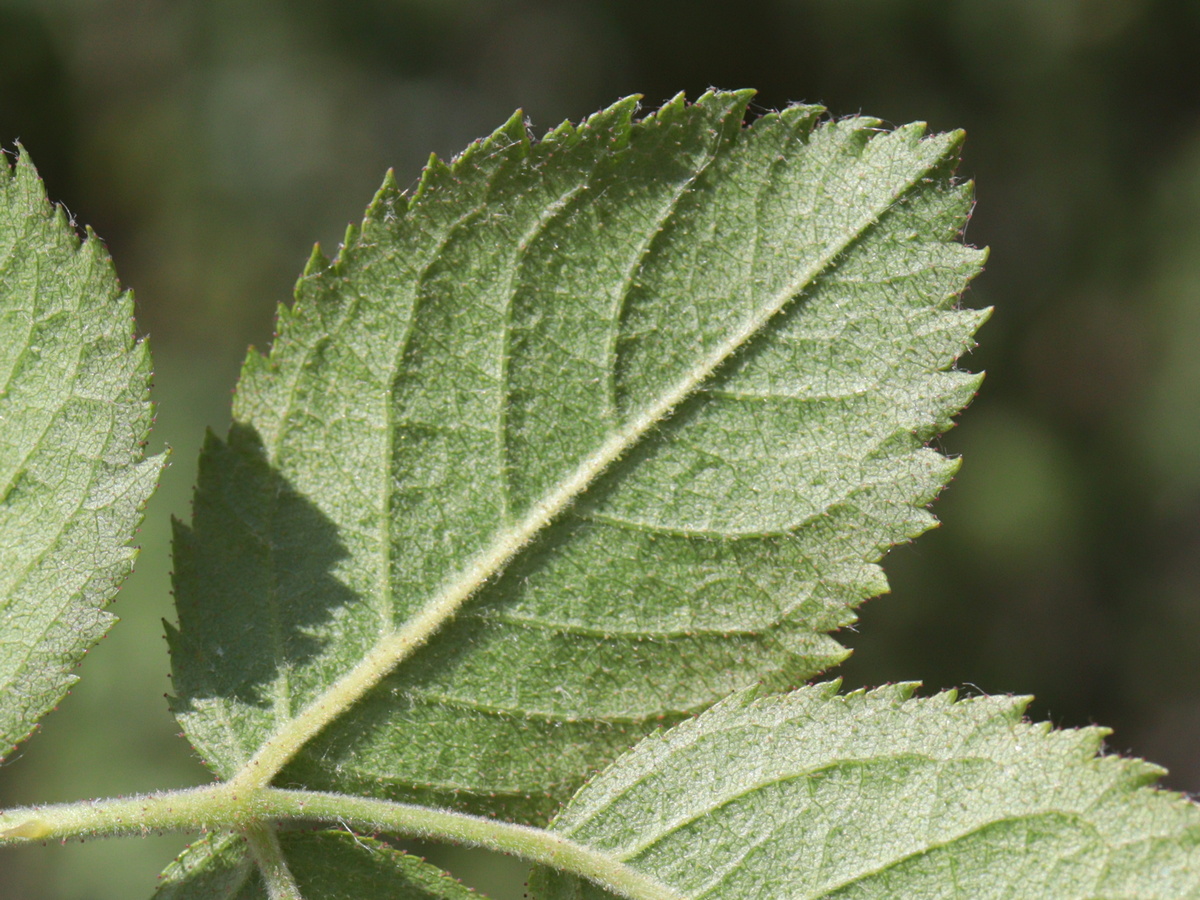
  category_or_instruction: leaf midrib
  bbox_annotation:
[228,132,950,793]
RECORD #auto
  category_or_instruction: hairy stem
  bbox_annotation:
[245,823,304,900]
[0,786,682,900]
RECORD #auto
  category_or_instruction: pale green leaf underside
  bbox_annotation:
[171,91,985,820]
[533,683,1200,899]
[0,149,163,761]
[154,829,476,900]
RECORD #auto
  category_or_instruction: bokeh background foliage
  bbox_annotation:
[2,1,1200,898]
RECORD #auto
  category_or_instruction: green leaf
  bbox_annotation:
[0,147,164,761]
[154,829,477,899]
[169,90,984,826]
[530,683,1200,899]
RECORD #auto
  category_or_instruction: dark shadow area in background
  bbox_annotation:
[0,9,74,200]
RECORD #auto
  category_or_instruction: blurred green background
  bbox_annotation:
[3,0,1200,897]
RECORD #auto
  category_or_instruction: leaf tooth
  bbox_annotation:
[362,168,407,227]
[411,152,454,203]
[475,107,531,157]
[692,86,757,118]
[776,101,827,131]
[578,94,641,144]
[340,220,361,255]
[301,243,330,279]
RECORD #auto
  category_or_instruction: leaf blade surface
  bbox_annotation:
[532,683,1200,899]
[0,148,163,761]
[171,92,986,819]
